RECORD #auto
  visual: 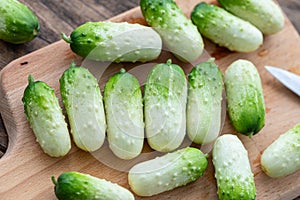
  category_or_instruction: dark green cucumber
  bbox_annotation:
[52,171,134,200]
[62,21,162,62]
[0,0,39,44]
[22,75,71,157]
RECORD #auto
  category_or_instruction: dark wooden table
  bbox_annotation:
[0,0,299,199]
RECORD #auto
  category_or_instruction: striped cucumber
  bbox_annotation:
[22,75,71,157]
[104,69,144,159]
[144,59,187,152]
[60,63,106,152]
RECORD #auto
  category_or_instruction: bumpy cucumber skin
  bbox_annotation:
[140,0,203,62]
[63,21,162,62]
[104,69,144,159]
[187,59,223,144]
[191,2,263,52]
[261,123,300,178]
[212,134,256,200]
[218,0,284,35]
[60,63,106,152]
[53,171,134,200]
[22,75,71,157]
[0,0,39,44]
[144,59,187,152]
[225,59,265,137]
[128,147,208,196]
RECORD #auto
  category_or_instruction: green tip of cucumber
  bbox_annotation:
[51,176,57,186]
[166,59,172,65]
[62,33,72,43]
[70,61,77,68]
[28,75,35,84]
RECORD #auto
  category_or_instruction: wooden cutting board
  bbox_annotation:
[1,0,300,199]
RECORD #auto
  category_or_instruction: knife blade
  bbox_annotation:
[265,65,300,96]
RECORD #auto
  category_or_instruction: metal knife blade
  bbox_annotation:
[265,66,300,96]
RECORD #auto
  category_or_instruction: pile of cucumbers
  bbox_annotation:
[17,0,300,199]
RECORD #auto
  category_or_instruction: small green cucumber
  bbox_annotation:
[52,171,134,200]
[104,69,144,159]
[225,59,265,137]
[187,59,224,144]
[144,59,187,152]
[140,0,204,62]
[191,2,263,52]
[212,134,256,200]
[261,123,300,178]
[0,0,39,44]
[62,21,162,62]
[60,63,106,152]
[128,147,208,196]
[22,75,71,157]
[218,0,285,35]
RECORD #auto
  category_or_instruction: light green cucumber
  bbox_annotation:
[225,59,265,137]
[140,0,203,62]
[62,21,162,62]
[128,147,208,196]
[212,134,256,200]
[52,171,134,200]
[0,0,39,44]
[218,0,284,35]
[191,2,263,52]
[60,63,106,152]
[104,69,144,159]
[261,123,300,178]
[144,59,187,152]
[22,75,71,157]
[187,58,224,144]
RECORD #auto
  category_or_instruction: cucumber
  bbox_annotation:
[62,21,162,62]
[60,63,106,152]
[191,2,263,52]
[261,123,300,178]
[52,171,134,200]
[187,59,224,144]
[0,0,39,44]
[225,59,265,137]
[218,0,284,35]
[140,0,203,62]
[212,134,256,200]
[128,147,208,196]
[104,69,144,159]
[144,59,187,152]
[22,75,71,157]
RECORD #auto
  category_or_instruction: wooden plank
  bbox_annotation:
[0,0,300,199]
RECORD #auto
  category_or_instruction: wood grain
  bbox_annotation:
[0,0,300,200]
